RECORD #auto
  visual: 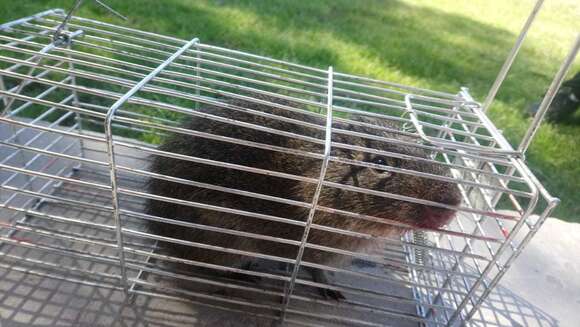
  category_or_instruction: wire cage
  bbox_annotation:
[0,6,571,327]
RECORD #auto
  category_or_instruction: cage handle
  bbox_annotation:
[518,34,580,155]
[478,0,579,157]
[482,0,544,113]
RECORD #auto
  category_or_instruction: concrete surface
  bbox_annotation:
[489,218,580,327]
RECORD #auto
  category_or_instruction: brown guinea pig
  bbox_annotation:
[145,94,462,300]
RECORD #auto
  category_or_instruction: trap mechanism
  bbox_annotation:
[0,1,576,326]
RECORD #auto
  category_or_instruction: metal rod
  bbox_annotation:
[518,34,580,154]
[482,0,544,112]
[2,42,57,114]
[194,40,201,110]
[104,37,198,293]
[280,66,334,322]
[446,183,540,325]
[52,0,84,44]
[42,11,457,99]
[405,94,519,156]
[464,197,560,321]
[10,28,467,119]
[93,0,127,21]
[64,28,87,160]
[422,93,520,314]
[0,42,532,165]
[0,8,64,31]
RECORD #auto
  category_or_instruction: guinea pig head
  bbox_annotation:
[320,116,462,232]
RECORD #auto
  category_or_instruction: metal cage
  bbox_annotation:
[0,5,575,327]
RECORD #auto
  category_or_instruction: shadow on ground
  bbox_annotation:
[469,280,559,327]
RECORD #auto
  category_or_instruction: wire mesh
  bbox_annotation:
[0,9,559,327]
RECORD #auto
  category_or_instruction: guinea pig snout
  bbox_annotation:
[418,206,457,229]
[416,189,461,229]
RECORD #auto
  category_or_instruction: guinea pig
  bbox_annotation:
[145,94,462,300]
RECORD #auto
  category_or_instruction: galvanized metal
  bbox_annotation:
[104,37,199,292]
[481,0,544,113]
[518,34,580,155]
[280,66,335,321]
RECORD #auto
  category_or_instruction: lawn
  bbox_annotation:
[1,0,579,221]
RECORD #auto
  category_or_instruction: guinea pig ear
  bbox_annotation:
[349,151,366,162]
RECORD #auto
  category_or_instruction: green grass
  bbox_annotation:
[1,0,579,220]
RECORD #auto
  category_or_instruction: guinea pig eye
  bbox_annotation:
[372,157,386,166]
[371,156,400,174]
